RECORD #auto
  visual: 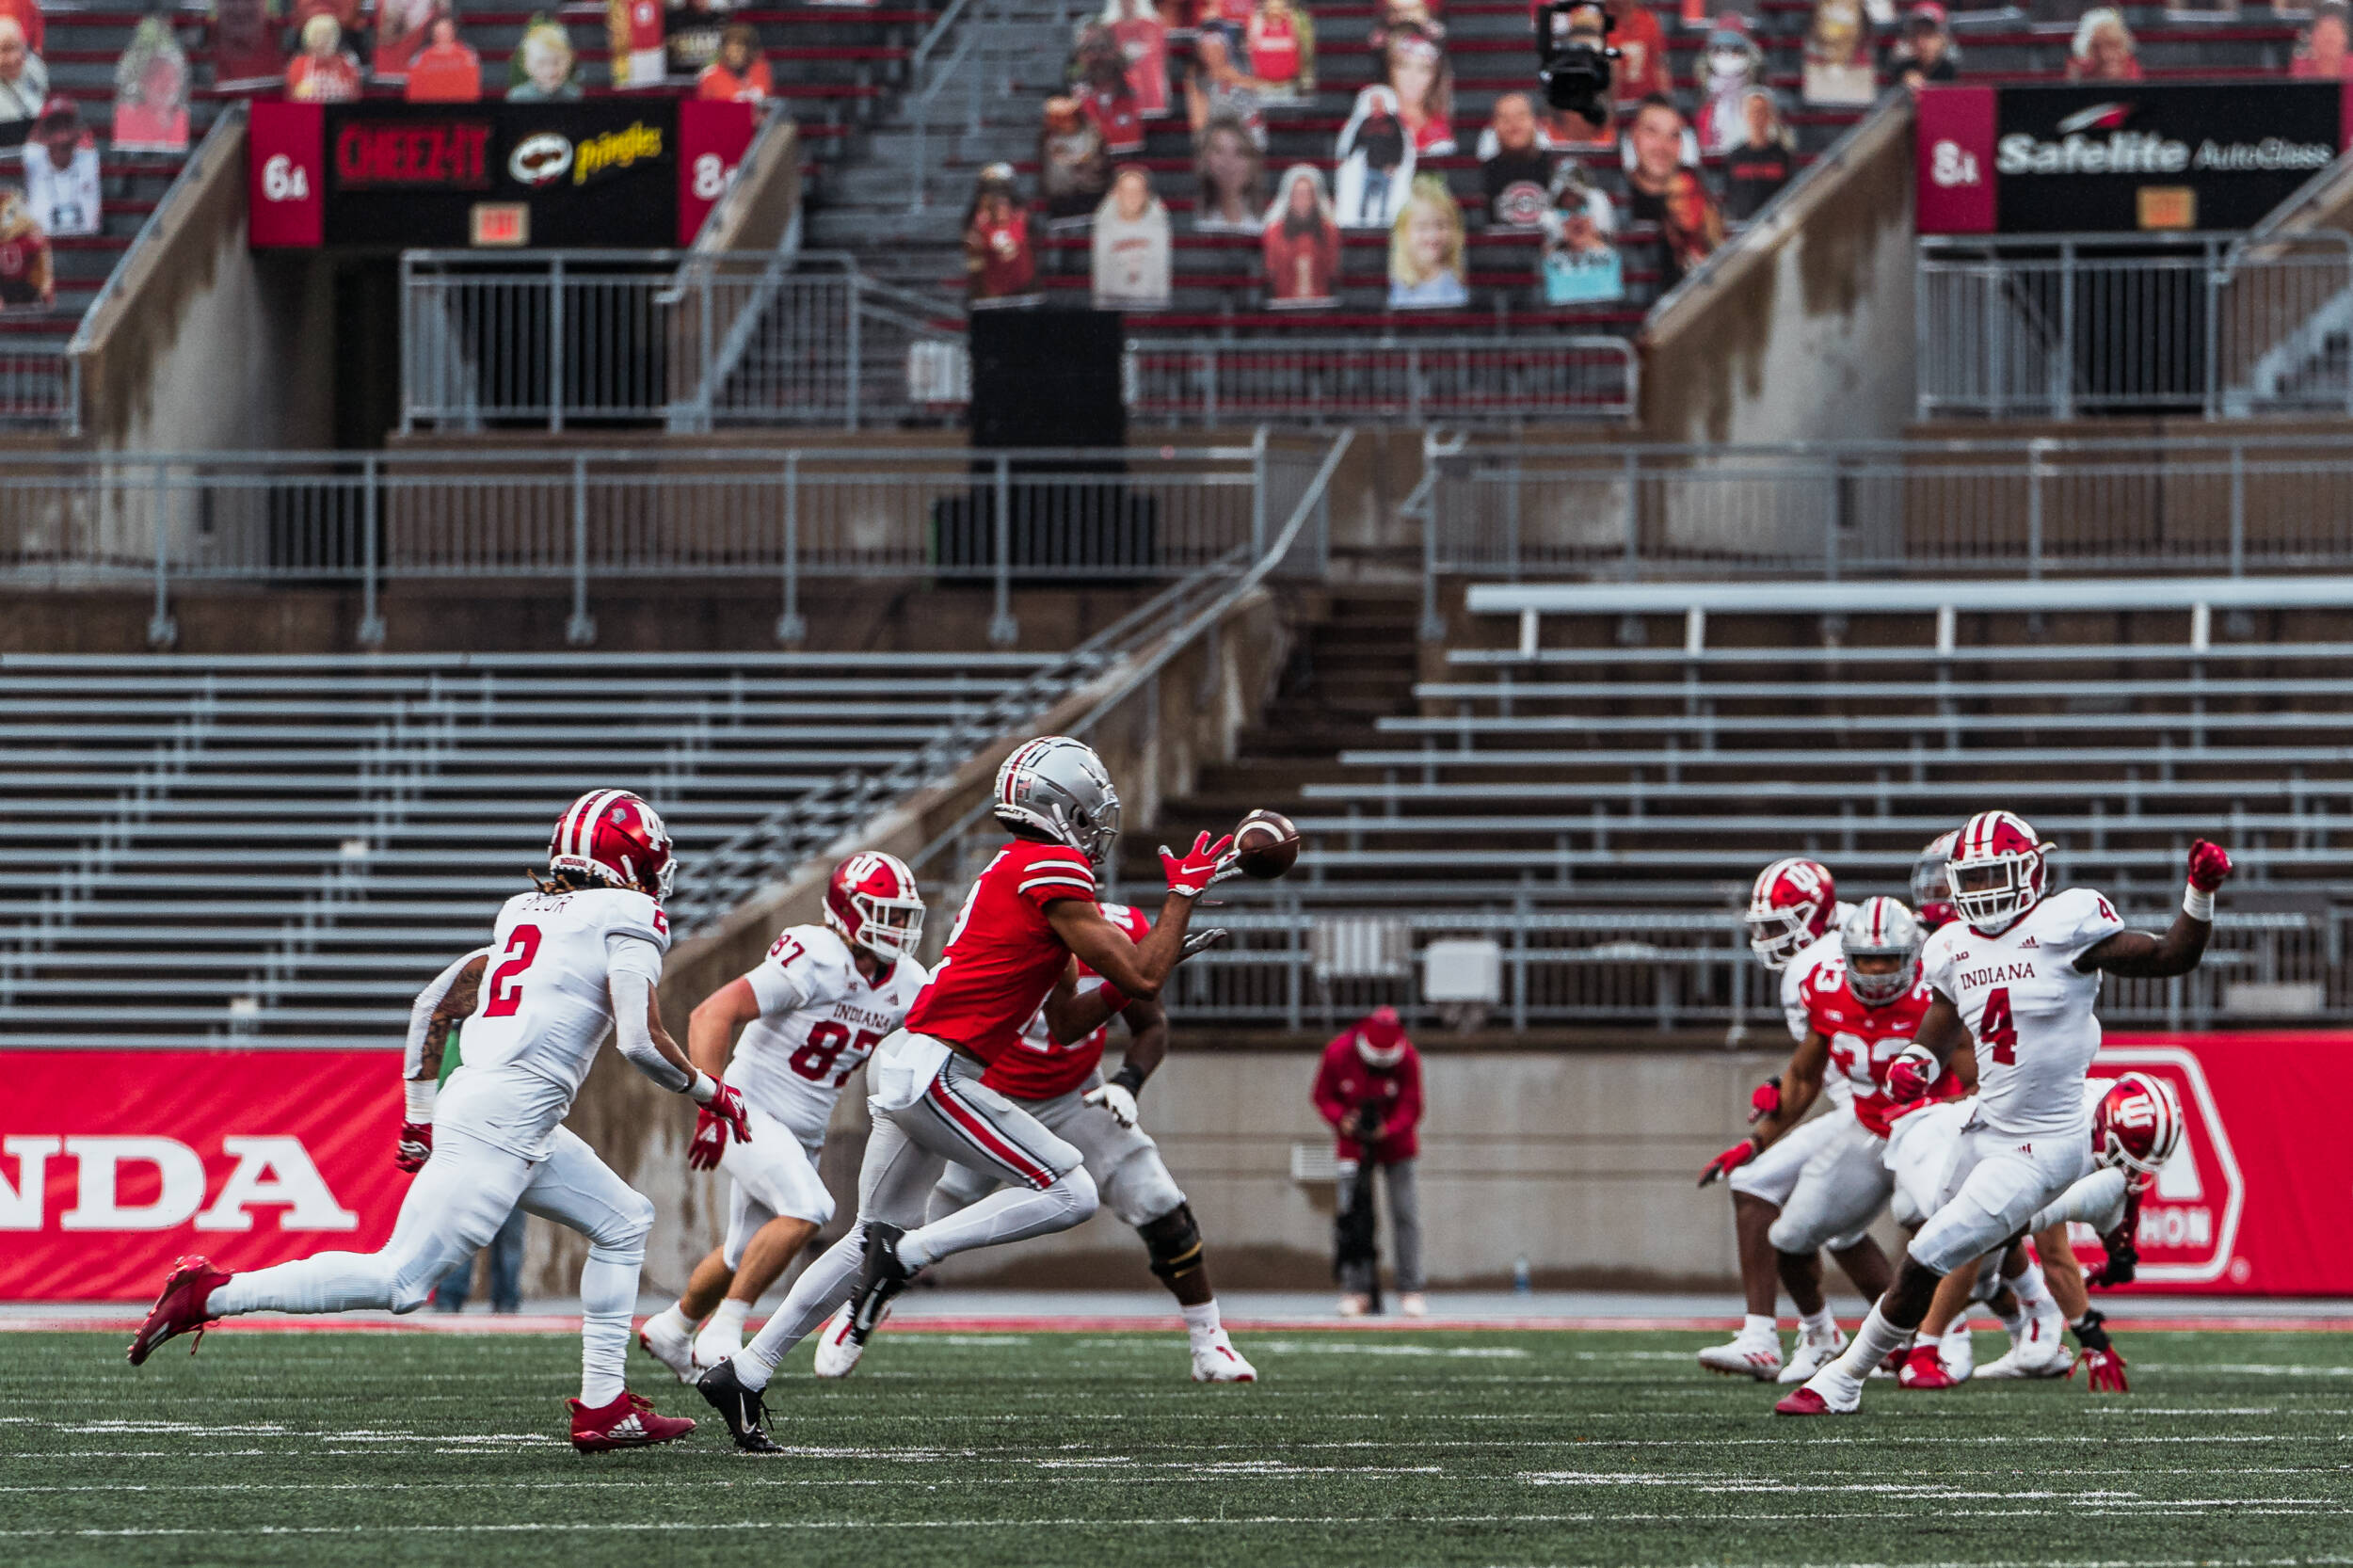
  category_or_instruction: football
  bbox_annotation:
[1233,808,1300,879]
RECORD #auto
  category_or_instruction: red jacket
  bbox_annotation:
[1313,1027,1422,1161]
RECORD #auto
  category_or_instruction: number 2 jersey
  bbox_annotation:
[1794,956,1948,1137]
[1919,886,2127,1142]
[445,885,672,1160]
[728,923,930,1147]
[985,901,1151,1101]
[904,840,1099,1064]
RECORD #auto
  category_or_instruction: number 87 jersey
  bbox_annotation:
[1918,886,2126,1143]
[726,923,932,1147]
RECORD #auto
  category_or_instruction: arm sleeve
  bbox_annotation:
[607,934,692,1094]
[401,947,492,1123]
[1311,1044,1350,1127]
[1392,1048,1424,1132]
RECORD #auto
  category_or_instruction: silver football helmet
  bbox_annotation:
[994,735,1122,870]
[1839,896,1924,1007]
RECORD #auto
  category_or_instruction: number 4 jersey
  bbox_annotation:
[1919,886,2127,1142]
[728,923,931,1146]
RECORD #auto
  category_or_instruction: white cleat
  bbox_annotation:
[1940,1321,1977,1384]
[1191,1334,1257,1383]
[811,1303,865,1380]
[1777,1325,1848,1384]
[636,1312,698,1384]
[693,1326,742,1376]
[1698,1333,1785,1381]
[1399,1292,1428,1319]
[1978,1302,2073,1379]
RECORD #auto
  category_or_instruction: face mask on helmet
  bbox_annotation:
[1945,812,2051,934]
[1839,897,1923,1007]
[827,855,926,963]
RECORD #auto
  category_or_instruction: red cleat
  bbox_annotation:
[126,1255,231,1367]
[1774,1385,1851,1416]
[1897,1344,1959,1389]
[569,1390,697,1453]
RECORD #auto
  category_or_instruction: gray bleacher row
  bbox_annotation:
[0,651,1068,1047]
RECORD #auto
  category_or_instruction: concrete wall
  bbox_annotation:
[1640,96,1918,456]
[72,107,338,455]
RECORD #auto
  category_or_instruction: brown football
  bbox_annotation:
[1233,808,1300,879]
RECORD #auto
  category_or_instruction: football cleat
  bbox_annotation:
[1868,1336,1915,1380]
[695,1359,782,1454]
[1191,1335,1258,1384]
[1897,1343,1960,1389]
[1777,1324,1848,1384]
[811,1304,865,1380]
[1399,1292,1428,1319]
[568,1390,696,1454]
[637,1313,698,1384]
[836,1221,916,1361]
[1978,1303,2072,1380]
[692,1322,743,1374]
[1698,1333,1785,1381]
[1336,1293,1369,1318]
[126,1255,231,1367]
[1940,1321,1976,1383]
[1775,1380,1859,1416]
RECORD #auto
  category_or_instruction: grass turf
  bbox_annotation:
[2,1324,2350,1566]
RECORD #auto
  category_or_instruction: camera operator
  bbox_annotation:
[1314,1006,1426,1317]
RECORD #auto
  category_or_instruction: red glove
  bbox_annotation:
[1159,831,1236,899]
[1747,1077,1782,1125]
[1697,1138,1758,1187]
[2186,839,2233,893]
[1885,1048,1938,1104]
[2073,1346,2129,1393]
[394,1122,432,1175]
[687,1080,752,1171]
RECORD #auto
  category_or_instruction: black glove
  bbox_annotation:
[2087,1230,2138,1289]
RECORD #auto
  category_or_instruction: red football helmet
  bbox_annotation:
[1747,856,1836,970]
[548,789,674,903]
[2093,1071,2184,1192]
[1946,809,2055,934]
[824,850,926,962]
[1911,830,1958,930]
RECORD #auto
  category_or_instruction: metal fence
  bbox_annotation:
[1917,230,2353,419]
[1138,907,2332,1034]
[1417,429,2353,595]
[0,353,74,431]
[400,250,966,433]
[1124,335,1639,427]
[0,440,1312,646]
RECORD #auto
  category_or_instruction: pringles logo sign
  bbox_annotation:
[571,121,664,184]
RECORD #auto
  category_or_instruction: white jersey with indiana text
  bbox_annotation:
[729,923,930,1146]
[1919,886,2126,1142]
[442,886,672,1160]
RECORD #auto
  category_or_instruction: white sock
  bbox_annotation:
[1181,1299,1224,1350]
[208,1253,393,1317]
[1741,1313,1779,1341]
[1820,1303,1910,1387]
[897,1170,1096,1271]
[734,1227,865,1391]
[1941,1319,1972,1347]
[1800,1306,1837,1339]
[2011,1260,2053,1311]
[646,1303,694,1338]
[696,1298,751,1357]
[1994,1299,2025,1335]
[577,1245,639,1407]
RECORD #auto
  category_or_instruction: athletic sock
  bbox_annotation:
[1821,1303,1910,1389]
[646,1303,694,1339]
[2011,1260,2054,1311]
[1799,1306,1838,1340]
[696,1298,750,1359]
[577,1245,639,1407]
[1181,1300,1224,1351]
[897,1170,1096,1271]
[1741,1312,1779,1342]
[733,1227,864,1392]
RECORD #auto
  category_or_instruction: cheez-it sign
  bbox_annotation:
[333,120,492,188]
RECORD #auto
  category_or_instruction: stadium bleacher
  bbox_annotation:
[0,650,1075,1046]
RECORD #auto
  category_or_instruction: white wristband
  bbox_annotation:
[402,1079,437,1123]
[688,1071,720,1104]
[2183,883,2215,922]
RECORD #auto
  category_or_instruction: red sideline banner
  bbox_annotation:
[2087,1034,2353,1295]
[1,1050,406,1302]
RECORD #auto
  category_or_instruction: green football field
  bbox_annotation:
[4,1323,2351,1567]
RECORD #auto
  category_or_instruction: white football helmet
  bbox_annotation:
[1946,809,2056,935]
[1839,896,1923,1008]
[994,735,1122,870]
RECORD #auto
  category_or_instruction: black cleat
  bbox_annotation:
[695,1358,782,1454]
[843,1221,917,1349]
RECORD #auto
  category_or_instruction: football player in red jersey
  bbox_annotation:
[1779,812,2231,1416]
[803,901,1256,1383]
[1700,898,1955,1382]
[696,735,1234,1451]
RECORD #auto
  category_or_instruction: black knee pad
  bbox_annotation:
[1139,1202,1206,1282]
